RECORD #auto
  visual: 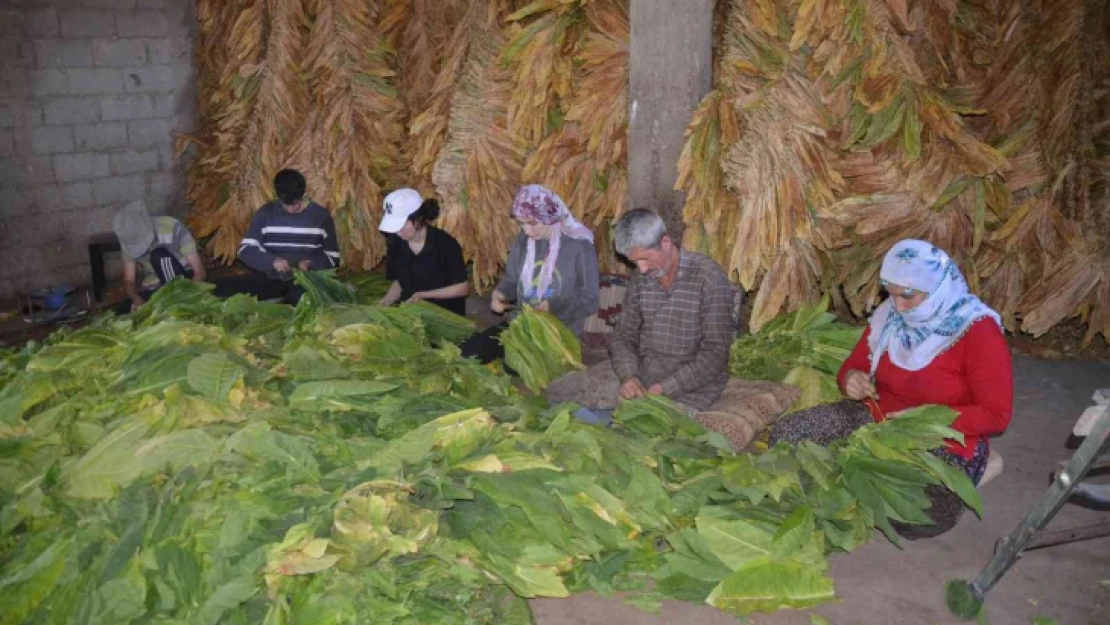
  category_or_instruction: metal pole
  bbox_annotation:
[967,413,1110,604]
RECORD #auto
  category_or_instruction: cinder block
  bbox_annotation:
[0,103,36,129]
[100,94,154,121]
[148,170,176,200]
[116,10,168,37]
[0,130,12,158]
[60,9,116,38]
[122,65,174,93]
[75,122,129,151]
[0,39,35,70]
[94,174,147,204]
[145,38,188,65]
[152,92,177,117]
[17,156,57,186]
[137,0,170,8]
[111,149,159,175]
[43,97,100,125]
[30,9,60,37]
[34,38,92,68]
[127,118,170,146]
[92,39,147,67]
[0,71,31,99]
[31,69,69,97]
[66,67,124,94]
[84,0,138,8]
[157,143,174,170]
[32,126,74,154]
[54,152,110,182]
[33,181,95,213]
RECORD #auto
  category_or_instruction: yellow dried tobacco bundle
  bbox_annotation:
[302,0,408,271]
[677,91,741,266]
[521,0,629,271]
[186,0,266,262]
[1014,0,1110,342]
[397,0,466,138]
[181,0,241,248]
[408,3,479,192]
[503,1,583,145]
[229,0,312,260]
[433,0,527,289]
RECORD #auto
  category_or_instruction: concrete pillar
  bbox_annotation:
[627,0,714,241]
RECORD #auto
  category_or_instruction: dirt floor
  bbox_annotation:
[530,354,1110,625]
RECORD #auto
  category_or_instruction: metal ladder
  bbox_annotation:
[947,389,1110,618]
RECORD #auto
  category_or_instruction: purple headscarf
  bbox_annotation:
[511,185,593,303]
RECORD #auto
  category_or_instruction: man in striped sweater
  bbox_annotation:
[217,169,340,304]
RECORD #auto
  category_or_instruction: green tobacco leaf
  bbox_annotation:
[289,380,399,411]
[192,575,257,625]
[917,451,984,517]
[696,510,775,570]
[226,423,320,481]
[706,558,835,615]
[186,352,245,402]
[64,422,147,499]
[482,554,569,598]
[135,429,220,475]
[0,538,72,625]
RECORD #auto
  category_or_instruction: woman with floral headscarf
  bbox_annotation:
[772,239,1012,539]
[460,184,600,364]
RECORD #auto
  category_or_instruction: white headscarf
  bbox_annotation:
[867,240,1002,376]
[511,185,594,303]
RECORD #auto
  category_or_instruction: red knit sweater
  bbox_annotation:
[836,318,1013,458]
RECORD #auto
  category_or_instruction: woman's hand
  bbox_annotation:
[408,291,426,303]
[491,290,509,314]
[843,369,877,400]
[535,300,550,312]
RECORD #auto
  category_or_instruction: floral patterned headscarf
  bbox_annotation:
[511,185,593,303]
[867,239,1001,375]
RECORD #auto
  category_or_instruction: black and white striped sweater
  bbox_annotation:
[238,201,341,273]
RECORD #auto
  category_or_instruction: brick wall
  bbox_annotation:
[0,0,196,301]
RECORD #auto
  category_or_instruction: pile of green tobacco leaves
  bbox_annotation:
[500,306,584,392]
[0,279,979,625]
[730,296,864,411]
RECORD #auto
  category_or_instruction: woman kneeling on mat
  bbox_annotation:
[771,239,1013,539]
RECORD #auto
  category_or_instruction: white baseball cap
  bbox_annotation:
[379,188,423,234]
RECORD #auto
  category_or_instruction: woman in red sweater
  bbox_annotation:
[772,239,1013,539]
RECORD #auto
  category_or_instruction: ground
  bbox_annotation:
[530,355,1110,625]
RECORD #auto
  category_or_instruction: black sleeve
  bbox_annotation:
[385,235,399,281]
[440,232,468,286]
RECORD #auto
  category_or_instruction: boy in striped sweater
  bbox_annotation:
[216,169,340,304]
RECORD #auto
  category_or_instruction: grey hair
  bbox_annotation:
[613,208,667,256]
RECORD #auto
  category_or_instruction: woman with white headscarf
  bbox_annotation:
[460,184,600,364]
[772,239,1013,539]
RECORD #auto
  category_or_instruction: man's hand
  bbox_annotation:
[491,290,509,314]
[408,291,426,303]
[297,259,312,271]
[620,376,646,400]
[535,300,550,312]
[843,369,877,400]
[130,296,145,312]
[272,257,291,273]
[647,383,663,395]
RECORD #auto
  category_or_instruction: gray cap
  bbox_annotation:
[112,200,155,258]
